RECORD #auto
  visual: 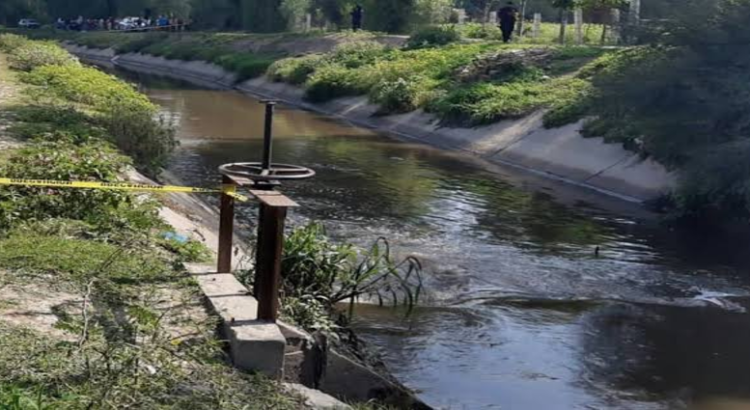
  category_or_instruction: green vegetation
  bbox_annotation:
[545,0,750,225]
[0,231,300,409]
[0,34,176,174]
[0,35,301,409]
[7,40,79,71]
[269,40,605,123]
[457,22,610,45]
[405,25,461,49]
[241,223,423,332]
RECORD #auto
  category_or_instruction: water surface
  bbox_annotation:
[140,77,750,410]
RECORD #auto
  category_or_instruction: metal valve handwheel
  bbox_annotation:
[219,162,315,182]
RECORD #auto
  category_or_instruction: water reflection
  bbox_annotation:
[142,81,750,410]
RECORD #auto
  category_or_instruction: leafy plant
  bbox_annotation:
[7,42,79,72]
[242,223,423,330]
[267,54,325,84]
[20,59,176,174]
[304,63,364,102]
[405,25,460,49]
[370,76,439,114]
[329,41,387,68]
[0,33,30,52]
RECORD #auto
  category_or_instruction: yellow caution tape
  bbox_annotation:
[0,178,250,202]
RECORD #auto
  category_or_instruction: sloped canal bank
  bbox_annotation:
[138,73,750,410]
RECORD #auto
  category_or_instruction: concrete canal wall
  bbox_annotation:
[66,44,675,204]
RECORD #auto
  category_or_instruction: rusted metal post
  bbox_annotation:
[262,101,276,170]
[255,204,288,322]
[217,175,235,273]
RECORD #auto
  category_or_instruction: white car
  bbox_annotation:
[18,19,41,29]
[118,17,141,31]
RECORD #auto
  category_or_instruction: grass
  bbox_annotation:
[268,40,607,125]
[0,37,303,409]
[0,231,301,410]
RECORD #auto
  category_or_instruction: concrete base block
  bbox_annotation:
[284,383,351,409]
[228,321,286,378]
[188,266,285,378]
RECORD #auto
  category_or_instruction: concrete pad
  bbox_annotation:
[189,267,285,378]
[378,110,439,142]
[116,54,237,89]
[320,349,430,409]
[238,78,306,106]
[436,110,547,155]
[494,120,634,182]
[284,383,351,409]
[586,155,676,200]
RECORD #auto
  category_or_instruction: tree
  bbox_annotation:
[586,0,750,223]
[240,0,286,32]
[415,0,454,25]
[579,0,627,44]
[191,0,241,29]
[281,0,311,30]
[310,0,355,28]
[1,0,47,24]
[361,0,416,33]
[551,0,577,43]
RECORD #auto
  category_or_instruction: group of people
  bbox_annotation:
[55,15,190,32]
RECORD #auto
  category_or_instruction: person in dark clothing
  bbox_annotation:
[498,1,518,43]
[351,5,364,31]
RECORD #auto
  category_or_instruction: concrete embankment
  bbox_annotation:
[66,44,674,203]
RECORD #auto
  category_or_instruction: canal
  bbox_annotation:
[139,75,750,410]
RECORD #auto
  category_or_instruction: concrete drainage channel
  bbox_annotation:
[62,43,676,204]
[62,43,674,410]
[60,44,430,408]
[189,265,428,409]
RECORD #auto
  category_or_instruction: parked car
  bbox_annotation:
[18,19,41,29]
[117,17,141,31]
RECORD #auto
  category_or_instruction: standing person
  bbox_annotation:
[498,1,518,43]
[351,5,363,31]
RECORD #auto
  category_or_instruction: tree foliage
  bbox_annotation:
[584,0,750,223]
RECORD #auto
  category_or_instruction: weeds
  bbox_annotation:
[18,58,176,175]
[241,223,422,332]
[7,41,79,72]
[406,25,461,49]
[0,35,302,410]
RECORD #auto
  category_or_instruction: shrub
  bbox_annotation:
[406,25,461,49]
[370,76,440,114]
[0,141,135,232]
[304,64,365,102]
[21,63,176,174]
[329,41,388,68]
[215,54,276,81]
[242,223,422,330]
[459,23,503,40]
[22,64,154,113]
[0,33,30,52]
[8,42,80,72]
[429,77,589,126]
[671,140,750,224]
[8,105,106,144]
[267,54,325,84]
[98,108,177,175]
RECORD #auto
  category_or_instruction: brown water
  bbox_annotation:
[140,76,750,410]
